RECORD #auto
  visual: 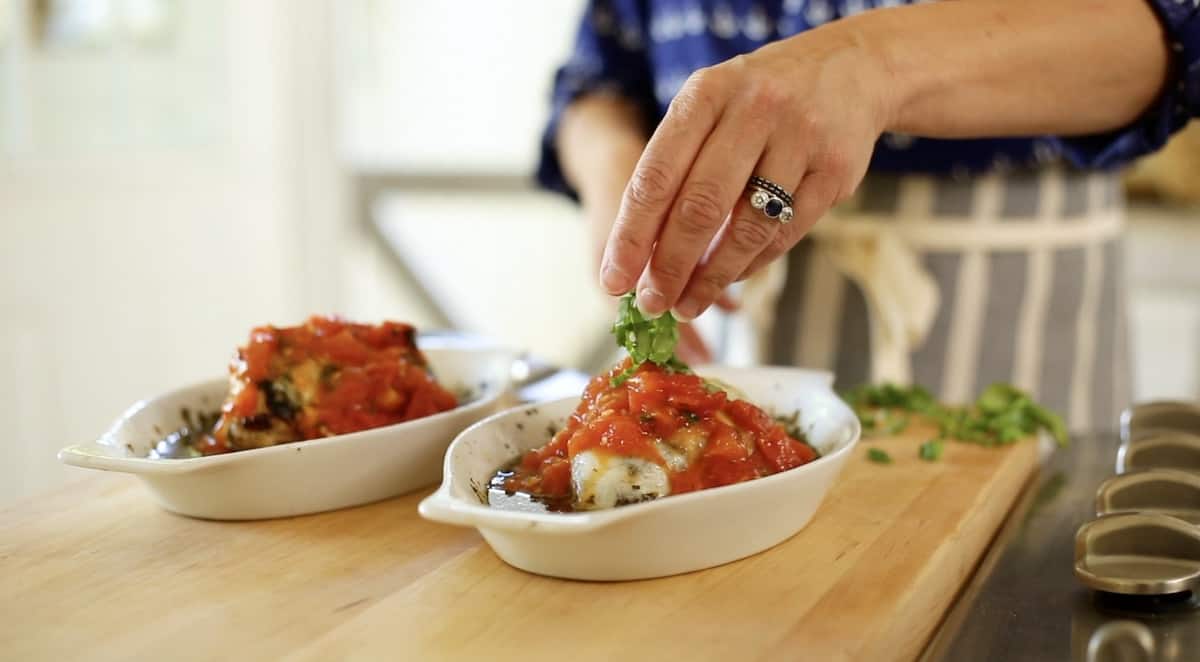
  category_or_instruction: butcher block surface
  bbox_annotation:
[1,426,1040,662]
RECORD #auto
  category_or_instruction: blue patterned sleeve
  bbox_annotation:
[1051,0,1200,169]
[535,0,656,199]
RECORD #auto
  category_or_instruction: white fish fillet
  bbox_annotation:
[571,450,670,511]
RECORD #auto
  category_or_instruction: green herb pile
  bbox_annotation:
[844,382,1068,464]
[610,292,690,386]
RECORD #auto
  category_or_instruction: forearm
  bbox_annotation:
[557,93,648,266]
[842,0,1171,138]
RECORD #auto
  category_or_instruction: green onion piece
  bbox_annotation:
[867,447,893,464]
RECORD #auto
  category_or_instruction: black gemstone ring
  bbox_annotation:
[747,176,794,223]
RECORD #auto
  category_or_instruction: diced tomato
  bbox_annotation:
[407,385,443,418]
[726,399,775,435]
[626,370,670,413]
[241,328,278,382]
[701,456,760,488]
[567,416,659,463]
[636,405,680,439]
[628,368,726,419]
[704,421,751,461]
[321,329,370,364]
[538,457,571,498]
[757,428,817,473]
[666,383,726,415]
[669,468,704,494]
[307,316,345,336]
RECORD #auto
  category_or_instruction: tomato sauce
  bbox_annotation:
[200,316,457,454]
[501,359,816,509]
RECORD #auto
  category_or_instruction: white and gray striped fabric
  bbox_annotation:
[767,169,1130,433]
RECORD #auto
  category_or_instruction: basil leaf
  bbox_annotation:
[1029,403,1069,447]
[919,439,944,461]
[883,412,910,436]
[610,292,689,386]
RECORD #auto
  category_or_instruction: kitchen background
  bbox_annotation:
[1,0,1197,507]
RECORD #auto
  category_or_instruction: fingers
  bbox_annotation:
[634,93,772,316]
[672,144,802,321]
[599,69,727,297]
[736,170,841,281]
[715,291,740,312]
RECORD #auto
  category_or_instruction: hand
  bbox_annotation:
[598,26,893,320]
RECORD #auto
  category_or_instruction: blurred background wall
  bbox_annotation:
[0,0,1197,506]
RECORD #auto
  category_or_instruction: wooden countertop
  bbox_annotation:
[0,428,1040,662]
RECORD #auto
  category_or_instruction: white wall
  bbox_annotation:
[335,0,585,173]
[0,0,342,505]
[333,0,618,367]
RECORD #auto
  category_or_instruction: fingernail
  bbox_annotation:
[671,304,698,322]
[600,262,626,295]
[637,287,667,317]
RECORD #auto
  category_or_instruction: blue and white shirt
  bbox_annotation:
[537,0,1200,196]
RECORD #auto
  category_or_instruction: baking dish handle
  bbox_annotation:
[418,485,611,533]
[58,441,202,475]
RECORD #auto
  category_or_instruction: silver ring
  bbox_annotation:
[748,175,793,205]
[747,177,793,224]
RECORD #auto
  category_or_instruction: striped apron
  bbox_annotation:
[745,168,1130,433]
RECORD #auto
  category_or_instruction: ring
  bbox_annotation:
[747,176,794,223]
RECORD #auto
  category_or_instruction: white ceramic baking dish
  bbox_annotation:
[58,347,514,520]
[419,365,861,580]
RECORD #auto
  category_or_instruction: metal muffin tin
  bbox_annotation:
[1076,401,1200,597]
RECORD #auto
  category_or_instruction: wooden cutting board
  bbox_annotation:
[1,425,1039,662]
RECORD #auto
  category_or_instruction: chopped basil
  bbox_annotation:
[919,439,944,461]
[610,292,690,386]
[843,381,1068,448]
[867,447,893,464]
[882,412,910,436]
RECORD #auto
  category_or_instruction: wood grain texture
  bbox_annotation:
[0,427,1039,662]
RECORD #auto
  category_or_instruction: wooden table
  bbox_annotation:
[1,429,1039,662]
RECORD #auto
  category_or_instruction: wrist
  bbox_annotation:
[828,10,914,136]
[770,12,909,137]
